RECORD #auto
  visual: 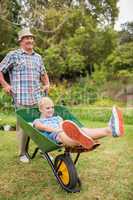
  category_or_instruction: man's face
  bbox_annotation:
[20,36,34,51]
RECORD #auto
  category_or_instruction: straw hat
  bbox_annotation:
[18,28,34,42]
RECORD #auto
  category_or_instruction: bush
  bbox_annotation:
[0,89,14,112]
[93,98,124,107]
[49,77,98,105]
[0,113,16,129]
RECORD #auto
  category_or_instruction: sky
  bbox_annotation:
[115,0,133,30]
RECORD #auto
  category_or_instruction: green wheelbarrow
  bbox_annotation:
[16,105,100,193]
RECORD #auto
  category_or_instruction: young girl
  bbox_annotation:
[33,97,124,149]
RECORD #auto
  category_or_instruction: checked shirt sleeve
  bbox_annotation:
[39,56,47,76]
[0,52,13,73]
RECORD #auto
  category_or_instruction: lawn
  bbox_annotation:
[0,120,133,200]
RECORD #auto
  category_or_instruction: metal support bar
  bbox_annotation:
[43,152,81,193]
[24,137,81,192]
[74,153,80,165]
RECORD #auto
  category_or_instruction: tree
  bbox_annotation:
[119,21,133,44]
[104,21,133,80]
[104,41,133,82]
[0,0,119,80]
[0,0,20,60]
[20,0,118,29]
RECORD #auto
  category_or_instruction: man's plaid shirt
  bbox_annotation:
[0,49,46,106]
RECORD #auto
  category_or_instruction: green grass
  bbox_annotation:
[0,120,133,200]
[70,106,133,125]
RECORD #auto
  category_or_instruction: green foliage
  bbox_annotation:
[0,0,131,106]
[40,16,117,80]
[0,19,18,60]
[44,45,65,79]
[119,22,133,44]
[103,21,133,82]
[30,3,118,80]
[0,89,14,112]
[92,65,107,86]
[0,0,119,80]
[105,42,133,80]
[49,77,98,105]
[65,52,85,76]
[93,98,124,107]
[0,0,20,22]
[0,113,16,128]
[0,0,20,60]
[29,0,119,25]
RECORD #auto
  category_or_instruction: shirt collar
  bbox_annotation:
[19,48,35,55]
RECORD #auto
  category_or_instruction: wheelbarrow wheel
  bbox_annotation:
[54,154,78,189]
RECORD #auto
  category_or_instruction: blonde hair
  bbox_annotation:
[38,97,54,112]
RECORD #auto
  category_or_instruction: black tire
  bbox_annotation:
[54,154,78,189]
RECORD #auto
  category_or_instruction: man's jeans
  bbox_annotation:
[16,105,36,156]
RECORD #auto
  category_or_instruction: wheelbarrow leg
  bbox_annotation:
[25,136,30,152]
[25,136,39,159]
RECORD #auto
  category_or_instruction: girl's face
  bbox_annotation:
[41,101,54,118]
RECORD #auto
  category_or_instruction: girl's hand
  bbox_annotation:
[54,128,63,133]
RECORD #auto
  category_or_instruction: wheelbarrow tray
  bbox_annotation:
[16,105,84,153]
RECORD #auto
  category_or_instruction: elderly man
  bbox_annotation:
[0,28,50,163]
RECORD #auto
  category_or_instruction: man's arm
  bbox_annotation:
[41,73,50,94]
[0,72,11,94]
[0,51,14,94]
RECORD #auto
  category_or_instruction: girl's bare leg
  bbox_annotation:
[58,131,79,147]
[81,127,112,140]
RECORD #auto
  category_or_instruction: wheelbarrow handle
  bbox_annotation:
[42,90,48,97]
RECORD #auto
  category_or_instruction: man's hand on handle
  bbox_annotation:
[42,84,50,95]
[0,72,12,95]
[3,84,12,95]
[41,73,50,95]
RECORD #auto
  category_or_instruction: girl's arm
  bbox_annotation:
[59,118,64,130]
[34,121,61,133]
